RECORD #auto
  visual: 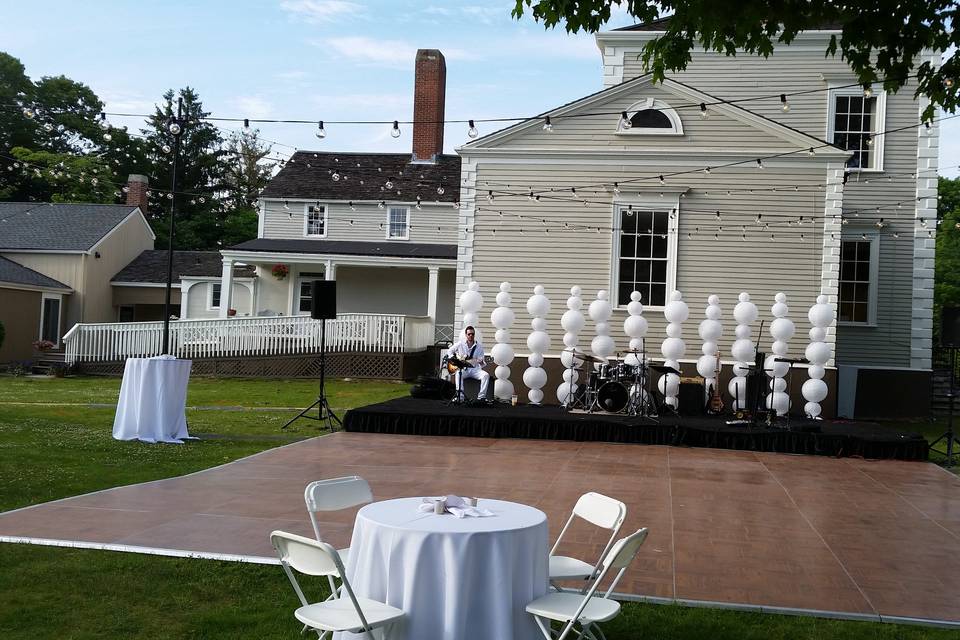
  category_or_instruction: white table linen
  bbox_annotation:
[339,497,548,640]
[112,356,192,443]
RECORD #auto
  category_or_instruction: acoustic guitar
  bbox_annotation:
[445,356,482,375]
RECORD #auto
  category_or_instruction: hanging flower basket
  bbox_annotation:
[271,264,289,280]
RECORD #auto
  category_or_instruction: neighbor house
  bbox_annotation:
[453,20,937,418]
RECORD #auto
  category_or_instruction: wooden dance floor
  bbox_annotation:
[1,431,958,625]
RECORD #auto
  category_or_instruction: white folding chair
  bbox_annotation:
[528,528,649,640]
[271,530,403,640]
[549,492,627,591]
[305,476,372,557]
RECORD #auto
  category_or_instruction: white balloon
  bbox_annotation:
[598,290,609,300]
[804,401,822,418]
[528,330,551,356]
[562,368,579,383]
[764,354,789,378]
[494,328,510,343]
[805,341,831,365]
[767,391,790,415]
[738,292,751,302]
[588,298,612,322]
[732,362,751,377]
[708,294,720,305]
[494,378,514,400]
[657,373,680,396]
[771,302,789,318]
[592,334,615,358]
[491,343,514,366]
[666,322,683,338]
[728,376,748,406]
[528,352,544,368]
[460,289,483,313]
[462,312,479,328]
[528,388,544,404]
[808,302,835,328]
[495,291,512,307]
[702,342,718,356]
[531,317,547,332]
[661,337,685,360]
[664,300,690,324]
[561,309,586,332]
[563,332,578,348]
[735,324,751,339]
[626,298,644,316]
[495,365,511,381]
[696,355,718,378]
[556,381,578,405]
[771,377,787,393]
[567,296,582,311]
[733,300,759,325]
[771,340,789,356]
[664,396,678,408]
[705,305,722,321]
[596,321,610,336]
[770,317,796,341]
[802,378,829,402]
[809,327,827,342]
[629,338,643,350]
[490,306,515,329]
[808,365,825,380]
[664,359,680,371]
[699,318,723,341]
[527,292,550,317]
[775,292,787,303]
[469,281,480,291]
[499,282,511,292]
[560,349,583,368]
[570,285,581,296]
[731,338,755,363]
[624,314,649,338]
[523,366,547,390]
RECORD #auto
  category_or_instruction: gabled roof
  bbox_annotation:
[228,238,457,260]
[0,255,71,291]
[260,152,461,203]
[459,74,846,155]
[112,250,256,284]
[0,203,150,251]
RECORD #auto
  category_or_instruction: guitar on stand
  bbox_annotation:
[707,354,724,414]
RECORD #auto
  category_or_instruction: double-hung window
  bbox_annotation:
[613,203,676,308]
[827,89,885,171]
[297,272,326,314]
[838,234,879,325]
[304,204,326,237]
[208,282,222,310]
[387,206,409,240]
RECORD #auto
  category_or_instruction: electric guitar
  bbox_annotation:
[708,356,725,414]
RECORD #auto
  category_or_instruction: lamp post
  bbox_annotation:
[162,97,185,355]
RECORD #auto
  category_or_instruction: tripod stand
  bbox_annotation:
[930,346,960,467]
[282,318,341,431]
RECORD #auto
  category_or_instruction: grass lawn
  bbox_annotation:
[0,375,957,639]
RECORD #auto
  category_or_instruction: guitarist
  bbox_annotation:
[446,326,489,401]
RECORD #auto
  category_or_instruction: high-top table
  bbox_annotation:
[112,356,192,443]
[340,497,548,640]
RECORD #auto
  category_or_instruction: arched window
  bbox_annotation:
[617,98,683,135]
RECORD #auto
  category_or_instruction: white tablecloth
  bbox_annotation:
[112,356,192,443]
[339,497,548,640]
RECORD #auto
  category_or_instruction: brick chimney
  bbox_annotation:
[412,49,446,163]
[126,174,149,215]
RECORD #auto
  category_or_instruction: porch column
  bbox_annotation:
[219,258,234,318]
[427,266,439,323]
[325,260,337,280]
[179,282,188,319]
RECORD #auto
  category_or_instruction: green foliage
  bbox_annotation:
[512,1,958,120]
[9,147,114,203]
[935,177,960,338]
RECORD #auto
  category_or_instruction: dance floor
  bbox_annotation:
[1,431,958,625]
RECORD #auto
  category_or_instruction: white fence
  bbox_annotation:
[63,313,436,364]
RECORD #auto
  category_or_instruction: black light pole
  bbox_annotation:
[161,97,184,355]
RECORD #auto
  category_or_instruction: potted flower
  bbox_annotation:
[227,308,237,317]
[32,339,56,352]
[272,264,289,280]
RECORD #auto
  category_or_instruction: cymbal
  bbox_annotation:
[619,349,645,354]
[562,348,603,363]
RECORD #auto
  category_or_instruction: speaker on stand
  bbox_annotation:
[931,307,960,466]
[282,280,341,431]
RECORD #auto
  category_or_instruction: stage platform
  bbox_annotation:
[343,397,928,461]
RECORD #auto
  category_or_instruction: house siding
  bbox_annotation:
[186,282,252,318]
[0,287,42,362]
[260,200,457,244]
[83,214,155,324]
[1,252,83,333]
[336,265,456,324]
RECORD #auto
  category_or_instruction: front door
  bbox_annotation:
[40,295,61,344]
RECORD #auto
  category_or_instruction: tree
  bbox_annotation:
[511,1,958,119]
[219,129,275,247]
[936,177,960,339]
[8,147,114,204]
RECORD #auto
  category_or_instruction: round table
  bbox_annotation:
[340,497,548,640]
[112,356,192,443]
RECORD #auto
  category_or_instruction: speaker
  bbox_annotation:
[310,280,337,320]
[677,382,706,416]
[943,307,960,347]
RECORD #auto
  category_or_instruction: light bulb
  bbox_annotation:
[487,190,494,202]
[613,182,620,196]
[659,175,665,185]
[699,103,708,118]
[378,201,385,209]
[807,147,815,156]
[865,134,873,147]
[467,119,478,138]
[23,107,35,119]
[391,120,401,138]
[283,200,290,210]
[780,93,789,112]
[99,112,110,129]
[620,111,632,129]
[43,122,53,132]
[168,122,181,136]
[542,116,553,132]
[385,180,393,189]
[332,172,340,181]
[316,121,325,139]
[349,201,356,211]
[162,144,172,154]
[103,132,112,142]
[704,166,711,174]
[756,159,764,170]
[437,185,445,195]
[243,118,250,131]
[862,84,873,98]
[416,199,422,210]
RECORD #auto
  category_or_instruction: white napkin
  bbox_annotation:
[419,495,494,518]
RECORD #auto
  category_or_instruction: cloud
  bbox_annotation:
[100,89,156,114]
[320,36,479,68]
[231,95,274,119]
[279,0,364,23]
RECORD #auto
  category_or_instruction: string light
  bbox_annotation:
[756,159,764,170]
[349,201,356,211]
[437,184,445,195]
[316,121,326,139]
[704,166,711,175]
[378,200,385,209]
[487,190,494,202]
[658,175,665,185]
[863,84,873,98]
[613,182,621,195]
[620,111,632,129]
[699,103,708,118]
[243,118,250,131]
[391,121,401,138]
[807,147,815,156]
[468,119,478,138]
[542,116,553,132]
[780,94,790,112]
[865,134,873,147]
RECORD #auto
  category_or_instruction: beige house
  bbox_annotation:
[0,256,72,362]
[0,200,154,359]
[454,20,938,417]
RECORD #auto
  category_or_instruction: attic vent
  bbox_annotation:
[618,98,683,135]
[631,109,672,129]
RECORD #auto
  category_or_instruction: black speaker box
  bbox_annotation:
[310,280,337,320]
[677,382,706,416]
[942,307,960,347]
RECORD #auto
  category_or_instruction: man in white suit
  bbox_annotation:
[446,326,489,401]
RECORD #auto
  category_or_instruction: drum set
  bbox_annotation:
[561,347,678,417]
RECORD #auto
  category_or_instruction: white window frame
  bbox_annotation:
[295,272,325,316]
[303,203,327,238]
[39,293,63,344]
[615,98,684,136]
[838,230,880,327]
[385,205,410,240]
[117,304,135,322]
[610,193,681,311]
[207,281,222,310]
[826,86,886,172]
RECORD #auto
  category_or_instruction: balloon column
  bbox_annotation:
[588,290,615,366]
[557,286,585,405]
[659,291,688,409]
[696,295,723,401]
[623,291,649,367]
[803,295,835,418]
[458,281,484,341]
[489,282,516,401]
[728,292,759,411]
[765,292,795,416]
[523,285,551,405]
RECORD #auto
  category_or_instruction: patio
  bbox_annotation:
[0,431,958,626]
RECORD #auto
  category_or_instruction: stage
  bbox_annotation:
[343,397,928,461]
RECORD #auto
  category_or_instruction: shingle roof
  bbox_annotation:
[0,203,144,251]
[0,255,71,290]
[260,152,462,203]
[229,238,457,260]
[112,250,256,284]
[614,17,845,31]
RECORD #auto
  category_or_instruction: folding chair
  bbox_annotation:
[549,492,627,591]
[528,528,649,640]
[271,530,404,640]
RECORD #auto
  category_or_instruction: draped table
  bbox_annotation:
[112,356,192,443]
[339,497,548,640]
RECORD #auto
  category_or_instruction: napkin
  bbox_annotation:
[419,495,494,518]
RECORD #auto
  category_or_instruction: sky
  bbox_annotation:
[2,0,957,177]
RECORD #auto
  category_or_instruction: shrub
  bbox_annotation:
[9,360,31,376]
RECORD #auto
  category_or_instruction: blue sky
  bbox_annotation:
[2,1,956,177]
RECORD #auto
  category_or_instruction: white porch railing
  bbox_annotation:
[63,313,436,364]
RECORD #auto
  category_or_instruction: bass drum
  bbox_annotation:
[597,381,629,413]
